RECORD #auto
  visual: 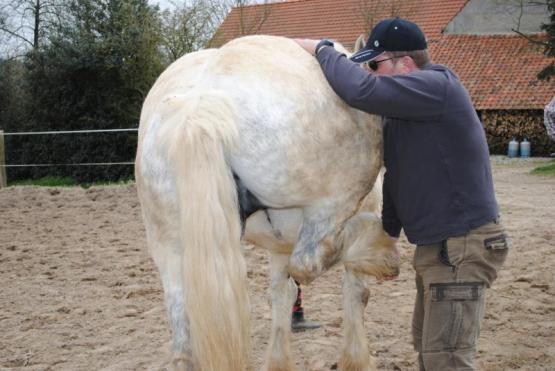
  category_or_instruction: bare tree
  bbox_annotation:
[508,0,554,80]
[205,0,272,47]
[158,0,271,60]
[504,0,550,35]
[509,1,550,44]
[233,0,271,36]
[160,0,222,62]
[489,0,548,33]
[0,0,67,57]
[356,0,418,35]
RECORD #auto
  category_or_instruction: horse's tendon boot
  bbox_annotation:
[291,316,321,332]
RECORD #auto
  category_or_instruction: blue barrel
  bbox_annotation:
[507,138,519,158]
[520,139,531,158]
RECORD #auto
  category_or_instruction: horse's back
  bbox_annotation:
[218,36,382,207]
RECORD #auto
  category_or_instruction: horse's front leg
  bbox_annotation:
[338,269,376,371]
[264,252,298,371]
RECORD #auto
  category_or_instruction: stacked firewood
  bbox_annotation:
[481,110,555,156]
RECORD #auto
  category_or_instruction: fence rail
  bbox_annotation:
[0,128,138,187]
[4,162,135,168]
[2,128,138,136]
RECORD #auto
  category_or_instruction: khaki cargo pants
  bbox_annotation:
[412,219,509,371]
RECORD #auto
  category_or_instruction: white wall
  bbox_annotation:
[444,0,549,35]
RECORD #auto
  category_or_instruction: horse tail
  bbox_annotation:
[167,90,249,371]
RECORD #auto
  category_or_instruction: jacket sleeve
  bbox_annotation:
[382,171,402,238]
[316,47,446,119]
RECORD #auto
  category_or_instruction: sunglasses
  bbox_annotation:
[367,56,404,71]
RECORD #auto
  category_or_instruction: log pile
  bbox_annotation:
[481,110,555,156]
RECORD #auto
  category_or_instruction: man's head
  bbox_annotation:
[350,17,430,75]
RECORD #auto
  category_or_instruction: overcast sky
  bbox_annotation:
[1,0,268,57]
[150,0,174,10]
[150,0,268,10]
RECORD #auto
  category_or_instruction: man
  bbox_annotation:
[545,96,555,142]
[544,96,555,157]
[291,282,321,331]
[294,18,509,371]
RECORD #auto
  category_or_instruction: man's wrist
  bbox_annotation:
[315,39,334,55]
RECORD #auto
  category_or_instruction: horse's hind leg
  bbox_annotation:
[149,239,194,370]
[338,269,376,371]
[264,252,298,371]
[289,200,357,284]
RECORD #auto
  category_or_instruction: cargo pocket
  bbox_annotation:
[423,282,485,352]
[484,233,510,270]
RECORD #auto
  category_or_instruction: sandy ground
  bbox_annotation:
[1,156,554,371]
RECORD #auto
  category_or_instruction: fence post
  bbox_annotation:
[0,130,7,187]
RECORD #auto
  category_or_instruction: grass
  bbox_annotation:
[8,176,134,188]
[530,159,555,176]
[10,176,78,187]
[80,178,134,188]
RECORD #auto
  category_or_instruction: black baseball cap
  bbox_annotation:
[350,17,427,63]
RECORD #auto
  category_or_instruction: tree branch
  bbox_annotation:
[512,28,549,46]
[0,25,33,46]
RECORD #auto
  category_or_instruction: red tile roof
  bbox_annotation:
[214,0,469,46]
[430,34,554,109]
[214,0,554,110]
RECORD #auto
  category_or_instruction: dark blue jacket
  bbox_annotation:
[316,48,498,245]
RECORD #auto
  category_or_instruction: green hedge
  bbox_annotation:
[4,131,137,183]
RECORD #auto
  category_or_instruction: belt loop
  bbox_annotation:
[438,240,456,272]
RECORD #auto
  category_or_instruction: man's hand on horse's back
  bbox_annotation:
[292,38,320,55]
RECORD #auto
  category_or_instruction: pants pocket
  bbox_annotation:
[423,282,485,352]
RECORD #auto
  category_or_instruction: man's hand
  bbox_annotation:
[292,38,321,56]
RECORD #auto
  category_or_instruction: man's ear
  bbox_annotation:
[401,55,417,71]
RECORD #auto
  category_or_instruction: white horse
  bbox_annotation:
[135,35,399,371]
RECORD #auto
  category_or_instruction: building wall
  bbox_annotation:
[444,0,549,35]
